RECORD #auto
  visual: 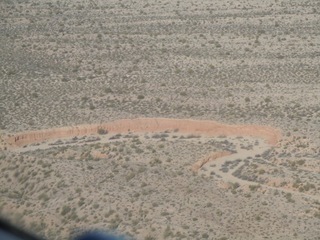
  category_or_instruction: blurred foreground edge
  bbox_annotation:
[0,218,125,240]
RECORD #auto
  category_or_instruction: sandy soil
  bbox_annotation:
[4,118,281,149]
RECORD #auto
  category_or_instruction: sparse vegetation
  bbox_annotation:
[1,0,319,239]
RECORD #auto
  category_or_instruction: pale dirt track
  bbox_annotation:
[4,118,281,148]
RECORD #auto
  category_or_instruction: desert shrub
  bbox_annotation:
[314,212,320,219]
[144,235,155,240]
[186,134,200,139]
[285,193,295,203]
[89,104,95,110]
[78,198,85,207]
[93,203,99,209]
[105,87,113,93]
[61,205,71,216]
[97,128,108,135]
[163,226,173,238]
[249,185,260,192]
[126,172,135,181]
[296,159,305,165]
[202,233,209,239]
[38,193,49,202]
[231,182,240,189]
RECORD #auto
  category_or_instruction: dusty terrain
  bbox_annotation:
[1,0,320,239]
[1,119,320,240]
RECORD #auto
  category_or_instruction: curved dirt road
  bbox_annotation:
[3,118,318,200]
[198,140,320,201]
[4,118,281,148]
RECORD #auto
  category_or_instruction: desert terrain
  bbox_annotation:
[0,0,320,239]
